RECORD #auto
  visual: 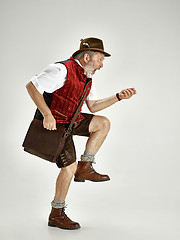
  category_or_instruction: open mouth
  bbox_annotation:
[92,68,99,74]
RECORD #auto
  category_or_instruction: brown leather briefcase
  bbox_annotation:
[22,119,66,163]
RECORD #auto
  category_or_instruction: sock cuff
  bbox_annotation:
[84,150,95,157]
[51,199,66,209]
[81,150,95,163]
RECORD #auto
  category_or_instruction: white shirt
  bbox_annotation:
[30,61,98,101]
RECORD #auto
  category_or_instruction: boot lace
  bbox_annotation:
[61,206,69,220]
[90,162,96,171]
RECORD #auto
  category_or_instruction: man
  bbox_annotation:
[25,37,136,230]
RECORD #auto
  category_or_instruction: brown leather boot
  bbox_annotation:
[74,161,110,182]
[48,207,80,230]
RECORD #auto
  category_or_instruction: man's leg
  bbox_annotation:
[86,115,111,154]
[49,163,80,230]
[54,162,77,201]
[74,115,111,182]
[48,137,81,230]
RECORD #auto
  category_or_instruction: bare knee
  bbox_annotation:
[100,116,111,132]
[69,162,78,175]
[89,116,111,132]
[89,115,111,134]
[61,162,77,176]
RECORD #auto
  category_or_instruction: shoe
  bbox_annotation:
[48,207,80,230]
[74,161,110,182]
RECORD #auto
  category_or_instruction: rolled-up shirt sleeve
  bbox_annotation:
[86,81,98,101]
[30,63,67,94]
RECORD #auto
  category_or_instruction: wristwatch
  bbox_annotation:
[116,93,122,101]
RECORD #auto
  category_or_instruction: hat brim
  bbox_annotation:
[72,48,111,58]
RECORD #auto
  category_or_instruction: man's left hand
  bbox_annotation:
[119,88,136,100]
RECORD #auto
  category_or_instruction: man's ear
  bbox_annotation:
[83,53,90,64]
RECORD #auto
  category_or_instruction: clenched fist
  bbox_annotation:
[119,88,136,100]
[43,113,57,130]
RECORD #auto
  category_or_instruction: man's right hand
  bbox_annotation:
[43,114,57,130]
[26,82,57,130]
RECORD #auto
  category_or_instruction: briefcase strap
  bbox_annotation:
[66,78,92,136]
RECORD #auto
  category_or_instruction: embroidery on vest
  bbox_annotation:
[50,57,92,124]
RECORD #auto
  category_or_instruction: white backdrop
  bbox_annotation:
[0,0,180,239]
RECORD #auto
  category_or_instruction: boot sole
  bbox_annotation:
[48,222,80,230]
[74,178,110,182]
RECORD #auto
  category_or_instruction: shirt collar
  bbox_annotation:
[75,59,82,67]
[70,56,88,77]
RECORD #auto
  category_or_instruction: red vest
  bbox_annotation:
[50,57,92,123]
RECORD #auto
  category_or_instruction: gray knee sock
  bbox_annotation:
[81,150,95,163]
[51,199,66,209]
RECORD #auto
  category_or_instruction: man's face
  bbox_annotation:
[91,52,105,74]
[84,52,105,77]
